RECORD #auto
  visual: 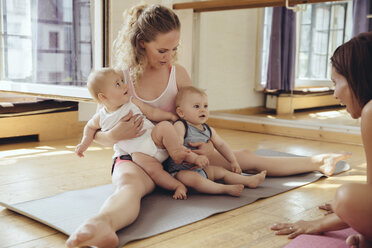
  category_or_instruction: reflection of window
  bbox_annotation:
[261,1,352,87]
[49,32,59,49]
[0,0,92,86]
[297,2,352,82]
[261,7,273,84]
[48,72,63,82]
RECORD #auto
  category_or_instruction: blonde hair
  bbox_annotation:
[87,68,117,103]
[113,4,180,85]
[176,86,207,108]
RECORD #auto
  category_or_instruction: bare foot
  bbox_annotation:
[244,170,267,188]
[224,184,244,197]
[168,147,190,164]
[66,216,118,248]
[346,234,372,248]
[313,152,352,177]
[173,184,188,200]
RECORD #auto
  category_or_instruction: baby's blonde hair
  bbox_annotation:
[113,4,180,85]
[87,68,117,103]
[176,86,207,108]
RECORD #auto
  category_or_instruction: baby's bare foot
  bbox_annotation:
[66,216,118,248]
[313,152,352,177]
[169,147,190,164]
[225,184,244,197]
[245,170,267,188]
[346,233,372,248]
[173,184,188,200]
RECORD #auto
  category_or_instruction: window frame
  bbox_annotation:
[295,1,352,87]
[0,0,105,101]
[258,1,352,89]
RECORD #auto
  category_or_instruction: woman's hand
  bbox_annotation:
[109,111,145,141]
[270,219,323,239]
[188,140,214,156]
[95,111,145,146]
[318,203,333,215]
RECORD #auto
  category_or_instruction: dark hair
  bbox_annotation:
[330,32,372,108]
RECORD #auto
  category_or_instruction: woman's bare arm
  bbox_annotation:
[132,98,178,122]
[361,100,372,184]
[271,213,349,239]
[94,111,145,146]
[175,64,192,89]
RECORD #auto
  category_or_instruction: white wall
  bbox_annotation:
[195,9,264,110]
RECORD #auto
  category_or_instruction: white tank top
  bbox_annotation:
[124,66,178,114]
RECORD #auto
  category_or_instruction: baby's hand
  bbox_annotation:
[231,161,242,174]
[194,155,209,169]
[75,143,88,157]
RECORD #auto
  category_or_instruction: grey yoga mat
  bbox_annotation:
[0,149,350,247]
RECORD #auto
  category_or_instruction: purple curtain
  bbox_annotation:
[352,0,372,37]
[266,7,296,91]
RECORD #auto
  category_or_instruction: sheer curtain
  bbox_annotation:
[352,0,372,37]
[265,7,296,91]
[1,0,92,87]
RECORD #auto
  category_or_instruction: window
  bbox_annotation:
[261,1,352,87]
[261,7,273,84]
[49,32,59,49]
[0,0,93,97]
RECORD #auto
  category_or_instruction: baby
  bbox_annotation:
[164,86,267,197]
[76,68,204,199]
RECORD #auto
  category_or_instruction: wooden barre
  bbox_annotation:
[173,0,345,12]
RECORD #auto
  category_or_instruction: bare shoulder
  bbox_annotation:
[361,100,372,121]
[175,64,192,88]
[209,126,217,136]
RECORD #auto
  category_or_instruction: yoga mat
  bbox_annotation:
[0,149,350,247]
[284,227,358,248]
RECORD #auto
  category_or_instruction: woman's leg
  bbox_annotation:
[207,148,351,176]
[66,161,155,248]
[333,183,372,244]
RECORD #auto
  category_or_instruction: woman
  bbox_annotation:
[66,4,350,248]
[271,32,372,248]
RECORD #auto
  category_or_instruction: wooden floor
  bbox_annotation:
[0,128,366,248]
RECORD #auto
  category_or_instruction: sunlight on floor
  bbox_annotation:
[3,150,74,159]
[309,110,345,120]
[35,146,56,150]
[328,175,366,182]
[304,183,340,189]
[0,148,49,158]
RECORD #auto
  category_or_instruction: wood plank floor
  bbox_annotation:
[0,128,366,248]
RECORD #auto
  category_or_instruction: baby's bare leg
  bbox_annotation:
[151,121,190,164]
[176,170,243,197]
[132,152,187,199]
[208,149,351,176]
[206,166,267,188]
